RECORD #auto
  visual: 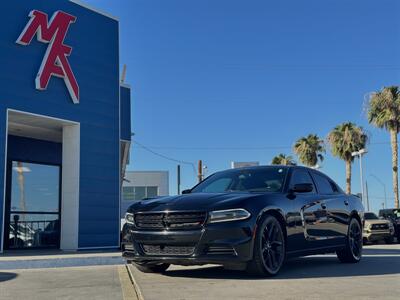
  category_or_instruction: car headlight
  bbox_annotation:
[208,209,251,223]
[125,213,135,225]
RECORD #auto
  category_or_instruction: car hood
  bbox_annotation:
[364,219,390,226]
[127,192,262,213]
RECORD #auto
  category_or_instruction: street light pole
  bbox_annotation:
[359,153,365,207]
[352,149,368,208]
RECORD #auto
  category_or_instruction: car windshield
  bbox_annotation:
[365,212,379,220]
[191,167,288,194]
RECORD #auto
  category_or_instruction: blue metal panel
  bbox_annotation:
[120,86,132,141]
[7,136,62,165]
[0,108,6,250]
[0,1,122,248]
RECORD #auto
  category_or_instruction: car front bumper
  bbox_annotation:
[363,230,393,242]
[121,220,255,267]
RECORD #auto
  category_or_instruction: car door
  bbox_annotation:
[287,168,328,251]
[310,171,348,244]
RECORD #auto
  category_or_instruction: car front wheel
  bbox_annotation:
[337,218,362,263]
[246,215,286,276]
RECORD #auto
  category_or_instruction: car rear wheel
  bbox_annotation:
[246,215,286,276]
[133,262,170,273]
[337,218,362,263]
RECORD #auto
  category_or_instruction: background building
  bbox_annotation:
[121,171,169,216]
[0,1,131,252]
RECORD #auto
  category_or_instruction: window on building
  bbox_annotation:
[146,186,158,198]
[123,186,159,201]
[122,187,135,201]
[134,187,146,200]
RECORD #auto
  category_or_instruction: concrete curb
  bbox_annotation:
[126,264,145,300]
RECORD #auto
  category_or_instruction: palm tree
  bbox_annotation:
[271,153,296,166]
[327,123,368,194]
[293,134,325,167]
[367,86,400,208]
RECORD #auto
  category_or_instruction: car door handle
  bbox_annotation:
[321,203,327,210]
[344,200,349,206]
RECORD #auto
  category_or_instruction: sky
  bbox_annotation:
[84,0,400,213]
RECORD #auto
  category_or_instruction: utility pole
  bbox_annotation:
[177,165,181,195]
[198,160,203,183]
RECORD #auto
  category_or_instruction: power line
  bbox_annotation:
[133,140,197,175]
[132,141,395,151]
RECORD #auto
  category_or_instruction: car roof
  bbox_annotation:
[226,165,309,171]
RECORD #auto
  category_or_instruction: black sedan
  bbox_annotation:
[122,166,364,276]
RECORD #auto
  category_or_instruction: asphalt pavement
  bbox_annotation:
[0,244,399,300]
[128,244,400,300]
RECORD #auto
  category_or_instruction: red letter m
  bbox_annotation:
[17,10,79,104]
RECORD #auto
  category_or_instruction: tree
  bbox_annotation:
[367,86,400,208]
[293,134,325,167]
[271,153,296,166]
[327,123,368,194]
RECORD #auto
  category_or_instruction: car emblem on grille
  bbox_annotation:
[162,214,169,229]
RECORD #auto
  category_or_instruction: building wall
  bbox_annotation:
[7,136,62,165]
[0,107,6,250]
[0,1,122,250]
[121,171,169,216]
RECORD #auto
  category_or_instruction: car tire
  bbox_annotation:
[337,218,362,263]
[246,214,286,276]
[133,262,170,273]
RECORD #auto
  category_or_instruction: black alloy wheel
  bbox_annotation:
[337,218,362,263]
[247,215,285,276]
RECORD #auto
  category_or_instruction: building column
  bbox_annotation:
[60,124,80,250]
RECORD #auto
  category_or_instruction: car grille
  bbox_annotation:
[141,244,195,256]
[134,212,207,230]
[371,224,389,230]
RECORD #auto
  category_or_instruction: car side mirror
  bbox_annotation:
[182,189,191,194]
[289,183,313,194]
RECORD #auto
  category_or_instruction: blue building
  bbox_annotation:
[0,0,131,252]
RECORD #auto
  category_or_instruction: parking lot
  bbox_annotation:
[129,244,400,300]
[0,244,399,300]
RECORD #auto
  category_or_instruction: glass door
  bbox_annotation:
[6,161,61,249]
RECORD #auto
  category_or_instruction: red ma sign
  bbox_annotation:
[16,10,80,104]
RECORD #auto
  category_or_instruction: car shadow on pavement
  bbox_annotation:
[164,254,400,280]
[0,272,18,282]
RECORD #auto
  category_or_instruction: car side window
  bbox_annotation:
[289,169,316,193]
[312,172,336,195]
